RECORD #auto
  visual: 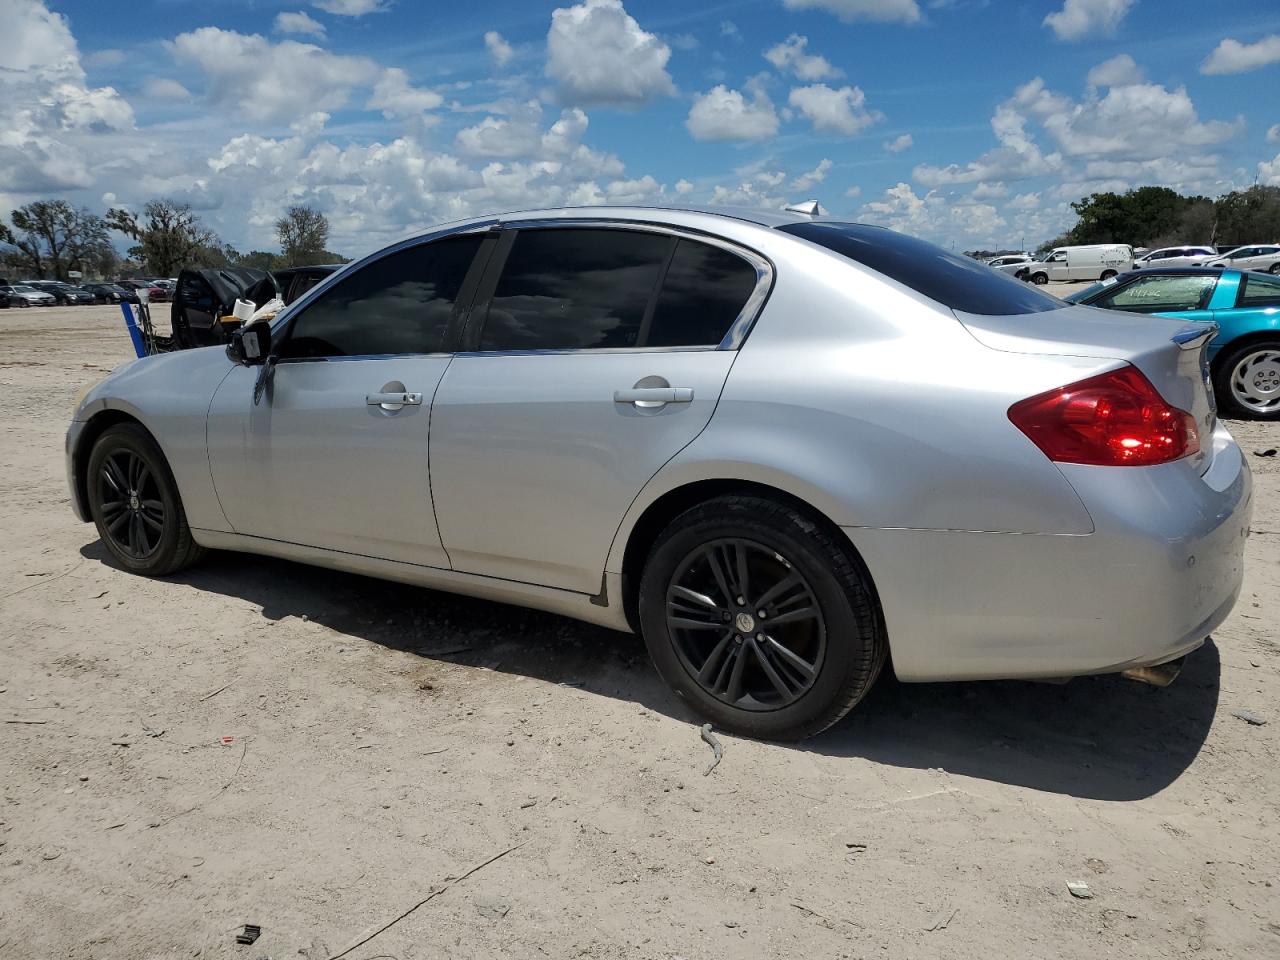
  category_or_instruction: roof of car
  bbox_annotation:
[1119,266,1230,278]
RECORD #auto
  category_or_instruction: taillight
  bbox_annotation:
[1008,365,1199,466]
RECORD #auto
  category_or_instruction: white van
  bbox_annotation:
[1025,244,1133,284]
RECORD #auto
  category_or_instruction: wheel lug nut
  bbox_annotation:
[736,596,745,605]
[757,609,767,618]
[755,633,764,641]
[734,635,743,644]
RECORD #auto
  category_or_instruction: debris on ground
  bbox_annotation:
[1232,709,1267,726]
[235,924,261,944]
[1067,881,1094,899]
[925,907,958,931]
[474,898,511,919]
[1255,448,1278,457]
[699,723,723,776]
[198,681,235,703]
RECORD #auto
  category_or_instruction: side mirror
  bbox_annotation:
[227,319,272,366]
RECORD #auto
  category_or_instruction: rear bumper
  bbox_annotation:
[845,426,1251,682]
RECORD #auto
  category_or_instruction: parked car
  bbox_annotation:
[1207,245,1280,274]
[984,254,1034,278]
[66,207,1250,741]
[1134,246,1217,269]
[1,283,56,306]
[1024,244,1134,284]
[80,283,121,304]
[1065,266,1280,419]
[26,280,96,305]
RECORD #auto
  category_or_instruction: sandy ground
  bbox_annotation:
[1,298,1278,960]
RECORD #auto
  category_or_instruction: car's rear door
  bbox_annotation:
[206,231,487,567]
[428,223,768,594]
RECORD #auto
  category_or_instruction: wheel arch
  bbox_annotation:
[71,408,162,521]
[613,477,885,639]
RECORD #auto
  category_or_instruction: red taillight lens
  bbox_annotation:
[1008,365,1200,466]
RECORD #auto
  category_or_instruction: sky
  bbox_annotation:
[3,0,1280,258]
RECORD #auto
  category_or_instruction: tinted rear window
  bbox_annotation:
[777,221,1066,316]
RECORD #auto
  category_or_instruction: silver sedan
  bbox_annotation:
[66,207,1252,740]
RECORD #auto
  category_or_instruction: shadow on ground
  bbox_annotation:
[83,541,1220,803]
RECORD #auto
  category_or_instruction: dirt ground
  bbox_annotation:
[2,299,1278,960]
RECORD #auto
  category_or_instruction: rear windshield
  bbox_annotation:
[777,221,1067,316]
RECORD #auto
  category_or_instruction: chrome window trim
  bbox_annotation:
[275,352,456,365]
[453,345,718,359]
[268,219,498,339]
[490,217,776,352]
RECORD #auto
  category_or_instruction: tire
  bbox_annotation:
[638,495,886,741]
[1269,263,1280,275]
[1100,270,1118,281]
[86,423,206,575]
[1212,339,1280,420]
[1030,272,1049,285]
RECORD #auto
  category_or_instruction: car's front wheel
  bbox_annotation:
[87,423,206,575]
[1213,340,1280,420]
[638,495,885,741]
[1030,271,1049,285]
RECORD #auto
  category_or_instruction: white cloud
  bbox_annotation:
[312,0,387,14]
[883,132,913,152]
[686,85,779,141]
[781,0,921,23]
[1201,35,1280,76]
[913,75,1240,192]
[1268,124,1280,144]
[1260,153,1280,187]
[1009,192,1041,210]
[1043,0,1134,42]
[860,182,1007,243]
[674,178,694,194]
[844,184,861,197]
[484,31,514,68]
[764,35,842,81]
[720,20,741,40]
[970,181,1007,199]
[275,11,326,38]
[546,0,676,107]
[142,78,192,100]
[788,84,882,136]
[366,67,443,119]
[0,0,135,193]
[1086,53,1143,87]
[791,158,833,191]
[171,28,379,124]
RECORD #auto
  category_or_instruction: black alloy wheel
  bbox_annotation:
[96,448,165,560]
[87,423,206,575]
[666,538,826,711]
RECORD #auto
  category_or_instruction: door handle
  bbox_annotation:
[366,391,422,409]
[613,387,694,405]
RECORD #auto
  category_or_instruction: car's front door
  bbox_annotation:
[428,225,767,594]
[206,232,486,566]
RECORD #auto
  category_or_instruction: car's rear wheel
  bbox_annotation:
[1213,340,1280,420]
[1269,263,1280,275]
[638,495,885,741]
[1100,269,1118,281]
[87,423,206,575]
[1030,272,1049,285]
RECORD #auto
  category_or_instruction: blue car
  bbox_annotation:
[1065,266,1280,419]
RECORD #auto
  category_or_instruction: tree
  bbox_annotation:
[1214,186,1280,247]
[0,200,111,280]
[108,200,220,276]
[1065,187,1197,247]
[275,205,330,267]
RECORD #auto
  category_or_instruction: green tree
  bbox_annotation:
[0,200,111,280]
[1214,186,1280,247]
[108,200,221,276]
[1066,187,1195,247]
[275,205,330,267]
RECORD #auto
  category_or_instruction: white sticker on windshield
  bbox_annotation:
[1100,276,1118,286]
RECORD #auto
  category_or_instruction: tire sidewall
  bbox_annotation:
[1212,340,1280,421]
[638,501,878,740]
[86,425,188,573]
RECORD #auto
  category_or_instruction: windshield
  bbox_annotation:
[1062,279,1116,303]
[14,285,37,292]
[778,221,1066,315]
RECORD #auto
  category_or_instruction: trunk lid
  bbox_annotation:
[956,303,1218,474]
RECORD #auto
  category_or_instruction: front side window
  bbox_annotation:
[279,235,480,359]
[1097,275,1216,313]
[1238,273,1280,307]
[479,229,672,351]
